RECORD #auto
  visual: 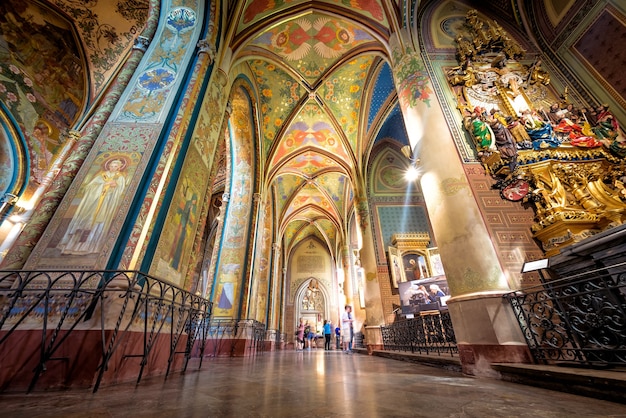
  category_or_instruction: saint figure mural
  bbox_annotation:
[58,156,128,255]
[168,189,198,269]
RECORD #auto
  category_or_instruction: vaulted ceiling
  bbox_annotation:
[229,0,403,258]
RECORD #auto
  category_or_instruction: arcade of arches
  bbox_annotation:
[1,0,625,389]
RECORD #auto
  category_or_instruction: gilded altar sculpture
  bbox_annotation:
[448,10,626,255]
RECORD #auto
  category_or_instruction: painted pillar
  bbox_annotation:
[0,12,159,269]
[269,242,282,330]
[242,192,263,319]
[340,245,354,309]
[357,203,385,350]
[125,36,219,274]
[390,30,530,374]
[279,266,287,340]
[210,87,256,320]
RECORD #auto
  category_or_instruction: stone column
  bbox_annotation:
[265,242,282,350]
[269,243,282,330]
[340,245,353,308]
[358,216,385,352]
[242,192,263,319]
[390,31,530,374]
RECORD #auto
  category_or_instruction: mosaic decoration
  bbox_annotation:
[250,196,273,322]
[0,0,86,197]
[0,127,13,194]
[250,13,374,84]
[249,60,305,154]
[213,86,255,317]
[193,70,229,168]
[151,150,204,286]
[118,5,200,122]
[49,0,149,94]
[321,55,373,151]
[35,147,143,266]
[240,0,386,36]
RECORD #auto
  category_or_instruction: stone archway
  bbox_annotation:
[295,278,329,337]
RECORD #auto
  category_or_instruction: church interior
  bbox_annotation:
[1,0,626,408]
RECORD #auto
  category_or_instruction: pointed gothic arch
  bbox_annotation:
[294,277,330,335]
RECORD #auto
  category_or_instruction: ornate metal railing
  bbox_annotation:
[0,270,212,393]
[505,261,626,366]
[197,318,267,358]
[380,310,457,356]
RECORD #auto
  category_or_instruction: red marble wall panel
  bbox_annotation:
[573,8,626,105]
[464,165,544,289]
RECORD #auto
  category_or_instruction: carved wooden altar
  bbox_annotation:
[447,10,626,256]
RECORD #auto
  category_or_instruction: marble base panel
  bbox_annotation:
[457,343,533,375]
[0,329,187,392]
[367,343,384,354]
[193,338,265,357]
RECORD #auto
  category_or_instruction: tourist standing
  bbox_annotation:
[341,305,354,353]
[296,318,305,351]
[323,320,332,350]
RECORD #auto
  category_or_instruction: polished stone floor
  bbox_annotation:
[2,350,626,418]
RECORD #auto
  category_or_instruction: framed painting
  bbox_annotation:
[387,246,405,288]
[427,247,446,276]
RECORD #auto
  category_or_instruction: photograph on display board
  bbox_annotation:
[399,276,450,315]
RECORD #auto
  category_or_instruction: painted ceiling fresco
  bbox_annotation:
[235,1,400,258]
[269,101,353,168]
[249,14,376,85]
[48,0,149,97]
[249,59,305,152]
[238,0,390,35]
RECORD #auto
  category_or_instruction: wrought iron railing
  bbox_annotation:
[505,261,626,366]
[380,310,457,356]
[0,270,212,393]
[199,318,267,358]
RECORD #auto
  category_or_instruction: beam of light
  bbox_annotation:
[405,165,419,182]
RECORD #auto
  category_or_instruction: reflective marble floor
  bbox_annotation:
[2,350,626,418]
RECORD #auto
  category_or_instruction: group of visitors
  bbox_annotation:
[295,318,338,351]
[295,305,358,353]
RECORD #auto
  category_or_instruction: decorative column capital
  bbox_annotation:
[197,39,217,63]
[222,192,230,203]
[67,130,82,142]
[1,193,18,205]
[133,35,150,52]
